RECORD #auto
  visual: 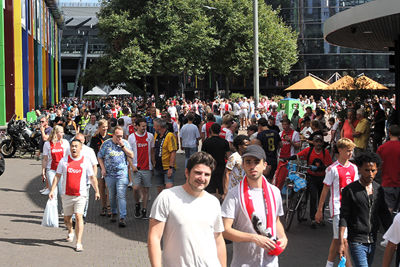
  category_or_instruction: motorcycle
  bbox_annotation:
[0,115,42,158]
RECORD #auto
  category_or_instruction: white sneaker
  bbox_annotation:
[41,189,50,195]
[39,188,47,193]
[380,239,388,248]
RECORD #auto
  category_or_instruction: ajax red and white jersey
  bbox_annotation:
[279,130,300,158]
[56,155,94,197]
[324,161,359,217]
[43,139,70,170]
[219,127,233,143]
[128,131,154,170]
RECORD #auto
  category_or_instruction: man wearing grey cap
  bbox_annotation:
[222,145,287,266]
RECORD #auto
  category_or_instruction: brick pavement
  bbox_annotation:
[0,155,187,266]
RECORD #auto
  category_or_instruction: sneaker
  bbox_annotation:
[141,208,148,220]
[134,203,141,218]
[119,218,127,227]
[66,232,74,242]
[110,214,118,222]
[76,243,84,252]
[380,239,388,248]
[41,188,50,195]
[128,182,133,189]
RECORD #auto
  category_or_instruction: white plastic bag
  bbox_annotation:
[41,199,59,228]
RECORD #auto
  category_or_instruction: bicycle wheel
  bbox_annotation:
[296,190,308,223]
[284,192,298,231]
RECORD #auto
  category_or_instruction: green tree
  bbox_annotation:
[207,0,298,95]
[95,0,218,103]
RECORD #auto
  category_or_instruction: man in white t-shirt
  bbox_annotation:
[49,139,100,252]
[167,103,178,122]
[222,145,287,267]
[148,152,226,267]
[383,213,400,267]
[83,114,98,145]
[179,113,200,168]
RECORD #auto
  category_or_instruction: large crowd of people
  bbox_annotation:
[35,93,400,266]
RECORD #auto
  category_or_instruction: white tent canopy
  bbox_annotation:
[84,86,107,96]
[108,87,131,96]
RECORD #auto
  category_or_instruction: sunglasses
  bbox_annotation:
[40,121,46,123]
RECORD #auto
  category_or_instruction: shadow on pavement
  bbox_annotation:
[0,237,72,249]
[23,154,187,244]
[0,188,27,193]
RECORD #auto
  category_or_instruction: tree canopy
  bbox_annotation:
[83,0,298,97]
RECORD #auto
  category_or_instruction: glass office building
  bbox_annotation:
[270,0,394,87]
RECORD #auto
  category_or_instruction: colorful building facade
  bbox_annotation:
[0,0,63,125]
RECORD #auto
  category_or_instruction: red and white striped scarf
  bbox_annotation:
[239,176,277,238]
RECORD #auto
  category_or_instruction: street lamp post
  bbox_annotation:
[253,0,259,107]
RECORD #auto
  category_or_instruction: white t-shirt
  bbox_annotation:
[80,145,98,184]
[56,155,94,197]
[180,123,200,148]
[150,186,224,267]
[233,103,240,116]
[225,152,245,190]
[221,182,284,267]
[43,139,70,169]
[83,122,98,138]
[167,106,177,118]
[120,115,132,135]
[383,213,400,267]
[323,161,359,217]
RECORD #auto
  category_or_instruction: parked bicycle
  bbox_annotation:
[281,160,316,231]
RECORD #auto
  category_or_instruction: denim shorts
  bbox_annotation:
[133,170,152,188]
[154,169,175,186]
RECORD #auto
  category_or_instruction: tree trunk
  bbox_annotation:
[225,75,230,98]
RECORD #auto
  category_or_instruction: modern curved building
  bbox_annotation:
[324,0,400,118]
[0,0,63,126]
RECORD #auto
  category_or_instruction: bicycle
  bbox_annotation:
[281,161,312,231]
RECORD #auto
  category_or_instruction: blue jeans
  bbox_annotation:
[349,242,376,267]
[105,176,128,219]
[184,147,198,168]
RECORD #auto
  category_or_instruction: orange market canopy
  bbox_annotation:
[327,75,388,90]
[284,74,330,91]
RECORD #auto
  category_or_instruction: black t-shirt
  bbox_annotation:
[257,129,281,166]
[268,124,280,134]
[201,136,230,169]
[90,132,112,156]
[374,109,386,135]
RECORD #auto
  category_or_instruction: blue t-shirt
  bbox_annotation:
[98,139,131,179]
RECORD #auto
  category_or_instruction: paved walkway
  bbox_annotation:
[0,154,387,266]
[0,155,186,266]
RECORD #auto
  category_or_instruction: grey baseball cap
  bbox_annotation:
[242,145,266,161]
